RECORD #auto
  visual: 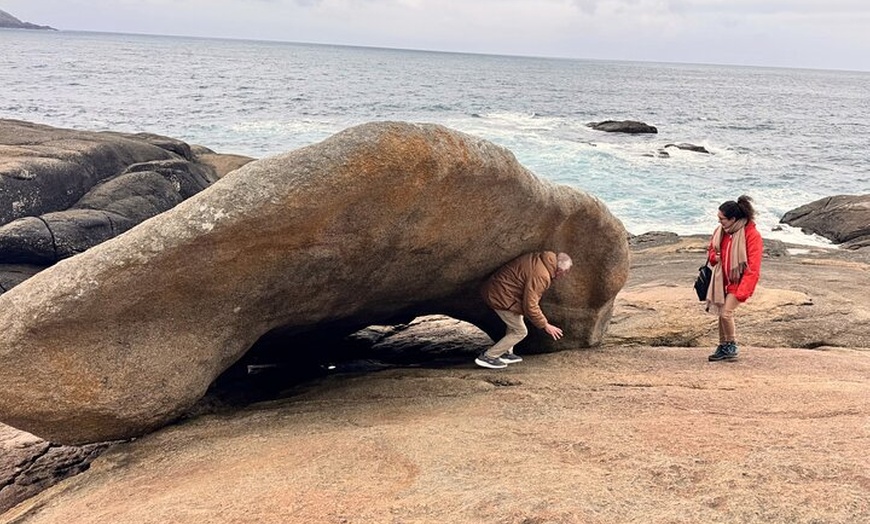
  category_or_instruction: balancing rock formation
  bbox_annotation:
[0,122,630,445]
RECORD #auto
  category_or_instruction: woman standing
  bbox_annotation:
[706,195,763,361]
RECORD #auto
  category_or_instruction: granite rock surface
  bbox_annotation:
[0,121,629,445]
[0,119,253,293]
[780,194,870,250]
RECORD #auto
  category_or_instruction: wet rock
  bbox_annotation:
[664,143,711,154]
[0,160,218,265]
[1,120,185,226]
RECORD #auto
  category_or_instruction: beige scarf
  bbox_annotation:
[706,219,748,311]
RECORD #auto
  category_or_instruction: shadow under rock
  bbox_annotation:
[193,315,492,413]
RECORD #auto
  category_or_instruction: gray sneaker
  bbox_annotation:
[475,353,507,369]
[709,342,738,361]
[708,343,728,361]
[723,341,739,360]
[499,353,523,364]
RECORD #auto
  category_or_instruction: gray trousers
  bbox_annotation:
[484,309,529,358]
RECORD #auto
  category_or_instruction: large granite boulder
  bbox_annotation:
[780,194,870,250]
[0,121,629,444]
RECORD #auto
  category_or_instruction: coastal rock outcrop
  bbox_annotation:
[610,234,870,349]
[780,194,870,250]
[2,231,869,517]
[3,345,867,524]
[0,9,56,30]
[1,120,181,225]
[0,121,630,445]
[0,119,254,292]
[0,159,218,265]
[587,120,658,134]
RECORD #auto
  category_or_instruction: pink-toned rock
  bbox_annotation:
[0,424,108,514]
[0,122,629,444]
[3,346,867,524]
[610,235,870,349]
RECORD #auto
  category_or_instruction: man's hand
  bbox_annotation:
[543,323,564,340]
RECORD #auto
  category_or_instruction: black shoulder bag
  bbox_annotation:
[694,264,712,301]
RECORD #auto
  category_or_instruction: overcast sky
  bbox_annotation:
[4,0,870,72]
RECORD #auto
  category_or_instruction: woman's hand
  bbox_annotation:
[709,251,719,266]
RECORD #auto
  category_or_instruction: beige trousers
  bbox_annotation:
[484,309,528,358]
[718,294,741,343]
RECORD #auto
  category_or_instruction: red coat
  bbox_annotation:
[707,221,763,302]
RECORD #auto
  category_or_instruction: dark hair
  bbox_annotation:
[719,195,755,221]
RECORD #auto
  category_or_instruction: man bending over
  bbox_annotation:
[475,251,573,369]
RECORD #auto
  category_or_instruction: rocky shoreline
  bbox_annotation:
[2,231,868,519]
[1,120,868,520]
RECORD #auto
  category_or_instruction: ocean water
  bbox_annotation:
[2,29,869,246]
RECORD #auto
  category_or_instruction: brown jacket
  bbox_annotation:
[481,251,557,329]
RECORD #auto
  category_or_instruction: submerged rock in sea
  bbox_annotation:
[0,121,629,444]
[781,194,870,250]
[664,143,710,154]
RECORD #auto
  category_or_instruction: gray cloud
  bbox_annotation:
[2,0,868,70]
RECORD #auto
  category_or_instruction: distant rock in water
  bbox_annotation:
[0,9,56,30]
[643,143,711,158]
[587,120,658,134]
[664,143,711,154]
[0,121,630,444]
[780,194,870,250]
